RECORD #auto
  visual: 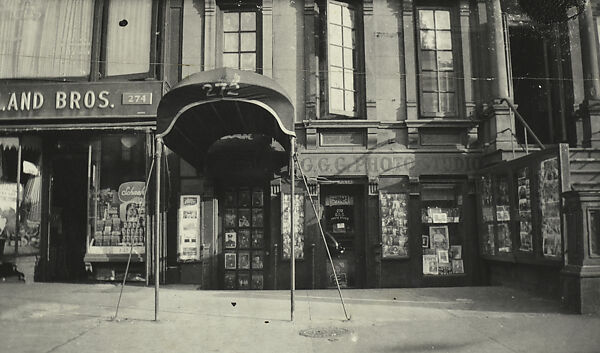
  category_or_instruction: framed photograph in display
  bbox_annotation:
[238,209,251,227]
[450,245,462,260]
[224,208,237,228]
[422,235,429,248]
[252,189,263,207]
[224,191,236,207]
[251,251,264,269]
[224,252,237,269]
[282,193,305,260]
[251,273,264,289]
[252,209,263,227]
[238,189,251,207]
[252,229,264,248]
[224,272,236,289]
[452,259,464,274]
[437,249,450,263]
[423,255,438,275]
[429,226,449,250]
[238,251,250,269]
[539,157,562,257]
[225,231,237,249]
[238,229,250,248]
[237,272,250,289]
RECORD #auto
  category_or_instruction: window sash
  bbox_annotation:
[327,0,357,116]
[0,0,95,79]
[104,0,153,77]
[222,10,258,72]
[417,9,457,117]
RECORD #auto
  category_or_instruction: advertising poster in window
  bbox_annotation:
[282,193,304,260]
[379,192,409,258]
[0,183,17,255]
[517,167,533,252]
[539,158,562,257]
[178,195,201,262]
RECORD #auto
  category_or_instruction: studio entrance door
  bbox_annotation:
[321,184,365,288]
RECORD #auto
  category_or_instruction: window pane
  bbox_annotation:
[439,93,455,113]
[344,69,354,90]
[420,30,436,50]
[329,45,343,66]
[437,52,454,71]
[240,53,256,71]
[435,11,451,30]
[328,2,342,25]
[343,27,354,48]
[436,31,452,50]
[240,33,256,51]
[0,0,94,78]
[421,72,438,92]
[240,12,256,31]
[343,48,354,68]
[330,69,344,89]
[420,51,436,71]
[344,90,355,112]
[224,33,239,52]
[438,72,455,92]
[330,88,344,111]
[341,5,354,27]
[419,10,435,29]
[223,53,239,69]
[223,13,239,31]
[329,24,343,45]
[421,93,439,114]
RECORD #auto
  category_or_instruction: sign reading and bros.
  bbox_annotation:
[0,81,161,120]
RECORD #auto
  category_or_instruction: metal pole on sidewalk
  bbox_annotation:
[290,136,296,322]
[154,137,163,322]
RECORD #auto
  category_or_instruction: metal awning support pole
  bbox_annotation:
[290,136,296,322]
[154,137,163,322]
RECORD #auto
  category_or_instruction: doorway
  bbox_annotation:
[320,183,365,288]
[46,139,88,281]
[508,24,569,144]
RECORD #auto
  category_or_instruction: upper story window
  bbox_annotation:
[416,8,457,117]
[0,0,155,80]
[320,0,363,118]
[221,9,260,72]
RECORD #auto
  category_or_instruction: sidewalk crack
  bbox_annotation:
[45,319,103,353]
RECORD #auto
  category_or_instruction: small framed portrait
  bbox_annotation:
[252,229,264,248]
[224,191,236,207]
[437,249,450,264]
[452,259,464,274]
[422,235,429,248]
[252,189,264,207]
[224,252,237,269]
[239,252,250,269]
[238,209,251,227]
[251,252,264,269]
[238,229,251,248]
[238,189,251,207]
[225,231,237,249]
[429,226,449,250]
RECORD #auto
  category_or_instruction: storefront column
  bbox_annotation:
[578,2,600,147]
[154,137,163,321]
[561,191,600,314]
[482,0,515,155]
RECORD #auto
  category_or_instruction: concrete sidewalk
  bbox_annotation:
[0,282,599,353]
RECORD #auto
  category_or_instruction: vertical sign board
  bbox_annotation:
[178,195,201,262]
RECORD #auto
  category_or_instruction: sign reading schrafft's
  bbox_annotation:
[0,81,162,120]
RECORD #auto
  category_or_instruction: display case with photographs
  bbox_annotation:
[475,147,567,264]
[379,192,409,258]
[221,186,266,289]
[282,193,305,260]
[420,183,466,276]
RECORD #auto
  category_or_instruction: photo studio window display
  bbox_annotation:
[87,134,148,256]
[421,184,465,276]
[223,187,265,290]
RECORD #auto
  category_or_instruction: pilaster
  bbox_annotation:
[402,0,418,121]
[204,0,217,71]
[262,0,273,78]
[363,0,376,120]
[304,1,319,121]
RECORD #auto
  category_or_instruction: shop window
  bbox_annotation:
[416,8,458,117]
[0,0,156,79]
[320,0,363,118]
[221,8,261,72]
[420,183,465,276]
[87,134,149,257]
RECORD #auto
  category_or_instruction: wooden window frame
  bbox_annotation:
[415,5,461,118]
[216,1,263,74]
[319,0,365,119]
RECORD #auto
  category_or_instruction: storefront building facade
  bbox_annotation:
[1,0,600,311]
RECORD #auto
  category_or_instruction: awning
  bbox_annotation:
[156,68,295,169]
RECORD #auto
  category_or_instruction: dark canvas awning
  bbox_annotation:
[156,68,295,169]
